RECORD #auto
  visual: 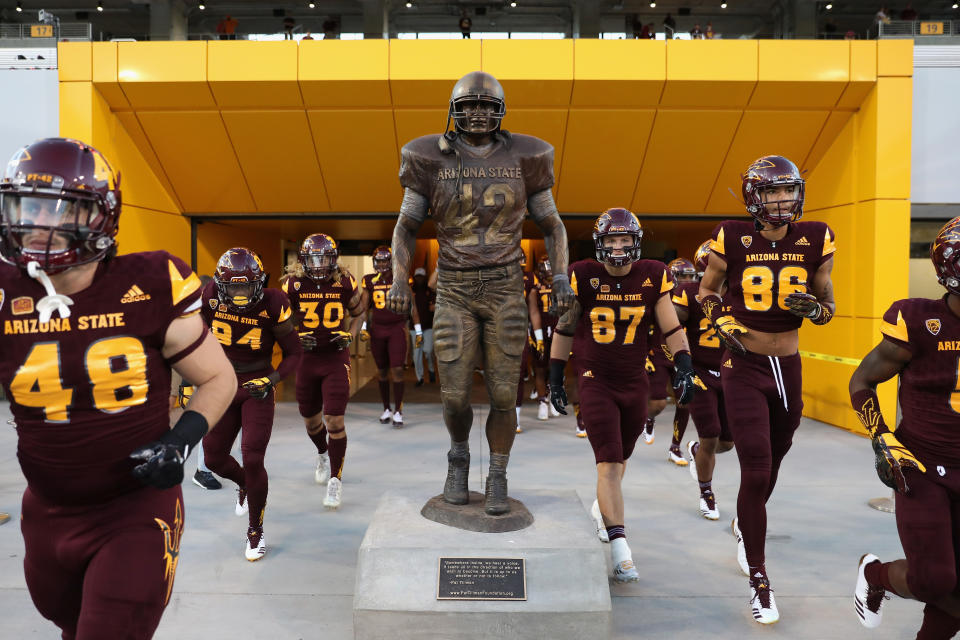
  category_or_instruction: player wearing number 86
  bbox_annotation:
[0,138,235,638]
[201,248,303,561]
[698,155,837,625]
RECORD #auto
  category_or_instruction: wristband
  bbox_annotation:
[361,321,367,331]
[164,409,209,459]
[534,328,544,341]
[698,293,724,323]
[851,388,887,437]
[811,305,833,325]
[673,350,692,370]
[414,323,422,335]
[548,357,567,386]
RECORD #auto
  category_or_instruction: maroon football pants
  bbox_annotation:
[203,372,275,530]
[296,353,351,418]
[690,367,732,441]
[370,323,408,371]
[579,373,648,464]
[22,486,183,640]
[722,349,803,570]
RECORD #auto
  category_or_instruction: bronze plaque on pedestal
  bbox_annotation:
[436,557,526,601]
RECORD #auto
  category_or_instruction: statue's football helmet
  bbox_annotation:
[448,71,506,135]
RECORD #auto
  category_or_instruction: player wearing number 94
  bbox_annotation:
[201,248,303,561]
[0,138,235,639]
[848,217,960,637]
[698,155,836,625]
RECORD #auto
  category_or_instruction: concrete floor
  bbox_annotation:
[0,388,925,639]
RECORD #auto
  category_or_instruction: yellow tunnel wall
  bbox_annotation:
[56,39,913,433]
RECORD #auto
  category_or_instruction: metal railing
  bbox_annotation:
[879,19,960,38]
[0,22,91,41]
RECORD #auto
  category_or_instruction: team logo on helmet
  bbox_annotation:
[926,319,942,335]
[741,236,753,249]
[590,278,599,289]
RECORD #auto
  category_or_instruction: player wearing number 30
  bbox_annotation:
[0,138,235,638]
[549,208,700,583]
[283,233,364,509]
[699,155,836,625]
[200,248,303,562]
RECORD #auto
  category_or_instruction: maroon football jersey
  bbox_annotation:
[710,220,836,332]
[362,272,406,330]
[534,275,559,333]
[672,280,731,372]
[0,251,202,505]
[569,259,675,380]
[399,133,554,270]
[880,296,960,467]
[283,272,358,360]
[200,282,291,368]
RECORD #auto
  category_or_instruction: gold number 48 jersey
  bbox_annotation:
[399,132,554,270]
[0,251,202,505]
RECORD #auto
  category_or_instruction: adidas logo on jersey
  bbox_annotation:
[642,278,653,287]
[795,236,810,246]
[723,359,733,368]
[582,370,594,378]
[121,285,151,303]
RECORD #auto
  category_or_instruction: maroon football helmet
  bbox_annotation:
[373,245,392,274]
[932,217,960,296]
[300,233,338,282]
[668,257,698,282]
[741,155,805,227]
[593,208,643,267]
[0,138,121,274]
[448,71,506,135]
[215,247,266,311]
[693,240,713,273]
[536,255,553,285]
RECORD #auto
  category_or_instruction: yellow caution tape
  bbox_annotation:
[798,350,862,366]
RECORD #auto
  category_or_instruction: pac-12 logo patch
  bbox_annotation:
[926,319,941,335]
[294,281,301,291]
[741,236,753,249]
[11,296,33,315]
[209,298,218,309]
[590,278,599,290]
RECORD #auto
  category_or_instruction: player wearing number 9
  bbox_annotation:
[200,248,303,562]
[0,138,235,639]
[697,155,837,625]
[847,217,960,636]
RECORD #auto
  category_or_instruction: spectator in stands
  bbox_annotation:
[302,33,314,40]
[459,13,472,39]
[900,2,918,20]
[705,22,714,38]
[663,12,676,39]
[323,17,339,39]
[632,15,643,39]
[691,23,704,38]
[647,23,656,38]
[639,21,651,39]
[845,29,857,39]
[283,16,296,40]
[874,6,890,26]
[217,15,238,40]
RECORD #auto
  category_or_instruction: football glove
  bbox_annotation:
[415,333,424,348]
[130,410,207,490]
[299,331,318,351]
[645,357,655,374]
[548,358,568,416]
[784,292,821,318]
[242,376,273,400]
[714,315,748,356]
[330,330,352,350]
[671,351,703,406]
[872,431,926,495]
[359,329,371,343]
[176,383,194,409]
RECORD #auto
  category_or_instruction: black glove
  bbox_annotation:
[671,350,704,406]
[329,330,352,350]
[130,410,207,489]
[548,357,568,415]
[299,331,317,351]
[872,431,926,494]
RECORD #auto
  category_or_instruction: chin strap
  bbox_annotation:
[27,261,74,323]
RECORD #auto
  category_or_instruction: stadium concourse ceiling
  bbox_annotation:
[62,38,891,217]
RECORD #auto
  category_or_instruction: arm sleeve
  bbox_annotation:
[880,300,913,354]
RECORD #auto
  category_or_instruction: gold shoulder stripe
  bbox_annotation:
[350,275,357,290]
[672,289,689,306]
[570,271,578,295]
[660,270,673,294]
[880,309,909,343]
[278,304,292,323]
[822,226,837,257]
[373,273,381,284]
[712,227,726,255]
[168,260,201,306]
[281,279,289,294]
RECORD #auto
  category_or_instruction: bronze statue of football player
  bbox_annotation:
[387,71,574,515]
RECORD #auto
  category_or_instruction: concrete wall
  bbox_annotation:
[0,70,58,168]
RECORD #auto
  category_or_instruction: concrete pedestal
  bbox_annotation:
[353,490,612,640]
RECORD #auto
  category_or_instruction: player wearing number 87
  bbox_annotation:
[847,216,960,637]
[549,208,699,583]
[698,155,837,625]
[201,248,303,561]
[283,233,364,507]
[0,138,235,638]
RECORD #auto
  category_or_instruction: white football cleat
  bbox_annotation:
[324,477,342,509]
[699,490,720,521]
[576,425,588,438]
[732,517,750,576]
[537,400,549,421]
[549,402,560,417]
[686,441,699,482]
[591,500,609,543]
[245,527,266,562]
[668,445,688,466]
[314,452,331,485]
[235,487,248,516]
[613,558,640,583]
[392,411,403,428]
[515,406,523,433]
[854,553,886,629]
[379,408,393,424]
[749,571,779,625]
[643,421,654,445]
[529,389,538,400]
